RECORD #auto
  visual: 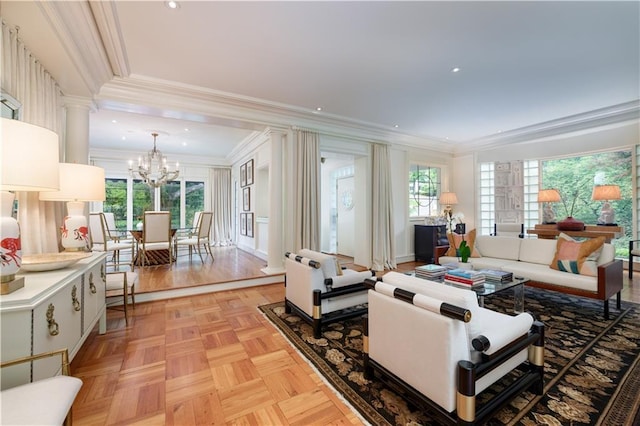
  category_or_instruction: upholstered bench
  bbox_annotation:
[284,249,374,338]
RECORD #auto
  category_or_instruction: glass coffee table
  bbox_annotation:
[409,272,528,313]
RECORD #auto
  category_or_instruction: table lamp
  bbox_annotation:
[1,118,60,294]
[439,192,458,233]
[592,185,621,226]
[538,189,561,224]
[40,163,106,251]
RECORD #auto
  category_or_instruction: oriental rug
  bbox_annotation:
[259,288,640,425]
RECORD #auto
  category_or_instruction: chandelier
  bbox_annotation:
[129,132,179,188]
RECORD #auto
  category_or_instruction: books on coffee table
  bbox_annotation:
[415,264,447,279]
[477,269,513,283]
[444,268,485,288]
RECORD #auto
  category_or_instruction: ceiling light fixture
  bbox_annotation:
[166,1,179,9]
[316,107,323,111]
[129,132,179,188]
[451,67,461,73]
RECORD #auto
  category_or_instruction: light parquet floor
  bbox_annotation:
[71,248,640,425]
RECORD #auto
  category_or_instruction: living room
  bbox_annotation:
[1,1,639,425]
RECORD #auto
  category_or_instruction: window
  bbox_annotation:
[133,180,154,224]
[478,162,495,236]
[185,181,205,228]
[104,178,127,228]
[409,164,442,217]
[160,181,181,228]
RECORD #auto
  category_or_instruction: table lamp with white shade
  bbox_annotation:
[1,118,60,294]
[40,163,106,251]
[538,189,562,224]
[592,185,621,226]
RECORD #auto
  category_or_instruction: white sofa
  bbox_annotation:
[439,235,623,319]
[363,272,544,425]
[284,249,374,338]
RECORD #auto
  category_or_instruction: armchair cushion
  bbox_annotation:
[299,249,342,277]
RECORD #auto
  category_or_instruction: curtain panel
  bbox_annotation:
[372,143,397,270]
[294,129,320,252]
[2,21,64,254]
[210,168,233,245]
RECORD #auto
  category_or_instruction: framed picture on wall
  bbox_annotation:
[240,163,247,187]
[246,213,254,238]
[240,213,247,236]
[243,187,250,211]
[246,159,254,186]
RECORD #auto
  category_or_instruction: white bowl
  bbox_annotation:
[21,252,92,272]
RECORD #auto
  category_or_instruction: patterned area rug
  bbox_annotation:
[259,288,640,425]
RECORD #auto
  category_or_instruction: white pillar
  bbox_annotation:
[262,128,286,274]
[63,96,94,164]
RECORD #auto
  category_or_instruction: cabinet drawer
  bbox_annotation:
[83,261,106,334]
[32,279,82,381]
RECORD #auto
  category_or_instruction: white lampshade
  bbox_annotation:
[39,163,106,202]
[439,192,458,206]
[1,118,60,191]
[592,185,621,201]
[538,189,561,203]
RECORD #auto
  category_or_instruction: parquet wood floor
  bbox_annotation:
[71,248,640,425]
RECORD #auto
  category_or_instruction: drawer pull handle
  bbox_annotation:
[71,285,81,311]
[46,303,59,336]
[89,272,96,294]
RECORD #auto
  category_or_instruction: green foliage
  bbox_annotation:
[458,240,471,263]
[542,151,632,256]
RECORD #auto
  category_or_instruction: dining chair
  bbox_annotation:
[175,211,213,262]
[103,212,133,245]
[90,212,134,263]
[105,259,138,326]
[140,211,173,266]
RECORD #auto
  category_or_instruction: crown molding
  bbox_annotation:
[88,1,130,77]
[39,1,113,95]
[460,100,640,152]
[96,75,451,152]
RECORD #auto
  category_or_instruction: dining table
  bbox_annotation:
[129,228,177,266]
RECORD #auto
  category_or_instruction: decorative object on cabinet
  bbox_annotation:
[20,252,92,272]
[592,184,621,226]
[245,159,254,185]
[128,132,179,188]
[0,348,83,426]
[40,163,106,251]
[246,213,254,238]
[414,224,449,264]
[243,187,250,211]
[538,188,561,224]
[1,118,60,294]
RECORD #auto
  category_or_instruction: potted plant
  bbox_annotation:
[458,240,472,265]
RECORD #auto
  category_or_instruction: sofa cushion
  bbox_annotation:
[444,228,481,258]
[475,235,521,261]
[518,238,558,265]
[549,235,605,276]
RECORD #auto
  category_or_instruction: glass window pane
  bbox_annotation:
[133,180,154,224]
[104,178,127,228]
[185,181,205,227]
[160,181,181,228]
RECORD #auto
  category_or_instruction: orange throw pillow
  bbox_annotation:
[549,235,604,276]
[444,228,480,258]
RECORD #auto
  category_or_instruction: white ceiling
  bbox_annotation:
[1,1,639,159]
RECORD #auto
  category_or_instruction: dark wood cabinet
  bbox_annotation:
[414,225,449,264]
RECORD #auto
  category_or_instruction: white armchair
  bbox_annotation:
[284,249,374,338]
[363,272,544,425]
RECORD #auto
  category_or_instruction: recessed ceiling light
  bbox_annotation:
[316,107,323,111]
[166,1,179,9]
[184,128,189,132]
[451,67,461,73]
[394,124,399,128]
[111,120,117,124]
[121,136,126,140]
[181,141,187,146]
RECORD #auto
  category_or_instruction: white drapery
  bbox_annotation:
[210,168,233,245]
[1,21,63,254]
[293,129,320,252]
[372,143,397,270]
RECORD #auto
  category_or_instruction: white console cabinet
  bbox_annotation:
[0,253,107,389]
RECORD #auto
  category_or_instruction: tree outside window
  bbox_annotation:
[185,181,205,228]
[104,178,127,228]
[160,181,181,229]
